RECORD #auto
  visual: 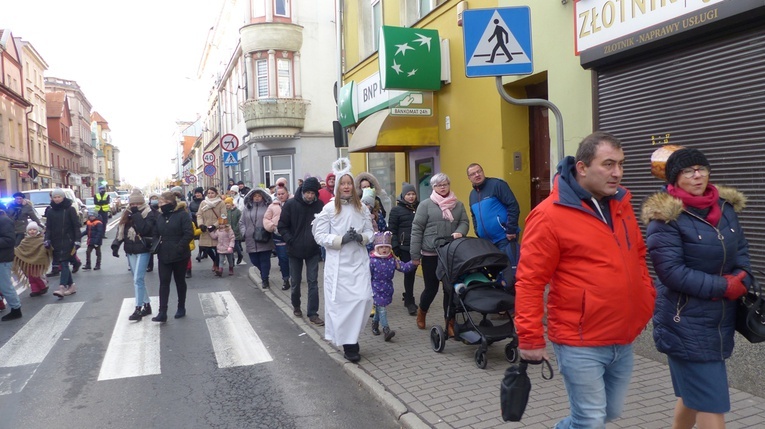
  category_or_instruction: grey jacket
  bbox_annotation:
[409,198,469,260]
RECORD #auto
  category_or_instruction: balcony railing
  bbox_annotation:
[242,98,309,140]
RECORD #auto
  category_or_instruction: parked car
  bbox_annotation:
[23,188,87,225]
[117,190,130,208]
[108,191,121,214]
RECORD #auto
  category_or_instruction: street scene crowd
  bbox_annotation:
[0,131,755,429]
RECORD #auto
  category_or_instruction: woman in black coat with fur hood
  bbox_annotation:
[388,183,419,315]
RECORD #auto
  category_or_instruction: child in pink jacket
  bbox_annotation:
[209,215,236,276]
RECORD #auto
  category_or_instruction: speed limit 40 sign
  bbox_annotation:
[203,151,216,164]
[220,133,239,152]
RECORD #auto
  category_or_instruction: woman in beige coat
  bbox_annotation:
[197,187,226,276]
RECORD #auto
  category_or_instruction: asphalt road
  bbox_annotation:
[0,216,398,429]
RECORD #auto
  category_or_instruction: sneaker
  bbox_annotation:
[383,327,396,342]
[371,321,380,336]
[63,284,77,296]
[293,307,303,317]
[262,280,270,289]
[52,285,67,298]
[82,264,92,271]
[1,307,22,321]
[94,265,101,271]
[309,315,325,326]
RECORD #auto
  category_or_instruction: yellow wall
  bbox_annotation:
[343,0,593,233]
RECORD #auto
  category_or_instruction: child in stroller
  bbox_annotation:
[431,237,519,369]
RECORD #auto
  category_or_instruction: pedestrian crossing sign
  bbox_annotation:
[223,151,239,166]
[463,7,533,77]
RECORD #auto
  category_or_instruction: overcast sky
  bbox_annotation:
[2,0,221,187]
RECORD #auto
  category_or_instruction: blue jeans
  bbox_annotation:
[274,244,289,280]
[127,253,151,307]
[0,262,20,310]
[248,251,272,282]
[289,254,320,317]
[372,305,389,328]
[552,343,634,429]
[59,259,73,286]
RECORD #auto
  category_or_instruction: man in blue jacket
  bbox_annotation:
[467,163,521,288]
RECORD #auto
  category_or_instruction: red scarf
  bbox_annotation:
[667,183,721,226]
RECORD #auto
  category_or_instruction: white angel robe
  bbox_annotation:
[312,200,374,346]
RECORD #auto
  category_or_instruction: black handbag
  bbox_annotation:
[150,238,162,255]
[500,358,553,422]
[252,227,272,243]
[736,270,765,343]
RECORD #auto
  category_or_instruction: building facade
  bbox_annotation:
[18,38,52,190]
[45,91,78,190]
[0,30,33,196]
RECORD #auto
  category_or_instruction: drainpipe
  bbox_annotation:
[335,0,347,147]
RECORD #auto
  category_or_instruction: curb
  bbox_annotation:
[247,267,431,428]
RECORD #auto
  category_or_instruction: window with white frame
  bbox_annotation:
[256,59,269,98]
[252,0,265,17]
[277,59,292,98]
[372,0,382,52]
[262,154,292,189]
[404,0,446,26]
[274,0,290,17]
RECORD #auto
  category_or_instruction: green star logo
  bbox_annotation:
[379,26,441,91]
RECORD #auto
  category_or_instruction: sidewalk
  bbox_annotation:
[247,263,765,428]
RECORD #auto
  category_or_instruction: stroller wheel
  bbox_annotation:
[505,343,519,363]
[430,325,446,353]
[474,348,488,369]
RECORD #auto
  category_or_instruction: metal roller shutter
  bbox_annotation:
[596,22,765,271]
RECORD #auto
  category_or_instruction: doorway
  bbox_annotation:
[526,82,551,208]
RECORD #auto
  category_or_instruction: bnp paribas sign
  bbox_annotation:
[378,26,441,91]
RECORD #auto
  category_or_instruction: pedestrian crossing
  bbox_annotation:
[0,291,272,394]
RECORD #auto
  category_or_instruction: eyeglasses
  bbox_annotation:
[433,183,450,188]
[680,166,710,178]
[467,170,483,177]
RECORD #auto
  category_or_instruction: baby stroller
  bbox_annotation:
[430,237,519,369]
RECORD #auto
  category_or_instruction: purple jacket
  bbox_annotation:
[370,252,415,306]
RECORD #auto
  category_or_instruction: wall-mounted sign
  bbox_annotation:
[378,26,441,91]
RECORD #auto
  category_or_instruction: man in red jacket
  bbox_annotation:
[515,131,655,429]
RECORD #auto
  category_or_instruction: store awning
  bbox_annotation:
[348,109,439,153]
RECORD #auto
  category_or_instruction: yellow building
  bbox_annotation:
[340,1,592,229]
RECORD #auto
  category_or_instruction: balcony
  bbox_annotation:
[240,22,303,53]
[242,98,309,140]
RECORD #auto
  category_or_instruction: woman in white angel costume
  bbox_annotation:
[312,158,374,362]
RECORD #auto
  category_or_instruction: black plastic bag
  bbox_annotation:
[736,270,765,343]
[500,358,553,422]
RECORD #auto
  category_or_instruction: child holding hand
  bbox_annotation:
[369,231,415,341]
[209,214,236,276]
[13,222,52,297]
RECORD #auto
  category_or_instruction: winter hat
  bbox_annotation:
[218,213,228,225]
[171,186,183,197]
[51,188,66,199]
[26,221,41,233]
[331,158,353,194]
[129,189,145,205]
[224,197,234,205]
[98,185,106,191]
[230,185,239,193]
[193,186,204,195]
[12,192,24,198]
[665,148,710,185]
[361,188,376,207]
[400,182,416,199]
[302,177,321,194]
[325,173,335,184]
[373,231,392,249]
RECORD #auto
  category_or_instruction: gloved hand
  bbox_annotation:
[130,206,139,214]
[43,240,51,249]
[723,271,748,300]
[354,228,363,244]
[341,229,357,244]
[199,224,208,232]
[208,225,217,233]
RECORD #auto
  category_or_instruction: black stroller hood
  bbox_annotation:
[436,237,510,285]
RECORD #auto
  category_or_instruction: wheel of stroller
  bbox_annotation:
[505,343,519,363]
[430,325,446,353]
[474,348,488,369]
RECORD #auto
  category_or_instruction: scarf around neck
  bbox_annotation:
[13,234,52,280]
[430,190,457,222]
[204,196,222,208]
[667,183,721,226]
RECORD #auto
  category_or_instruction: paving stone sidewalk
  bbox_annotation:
[247,262,765,428]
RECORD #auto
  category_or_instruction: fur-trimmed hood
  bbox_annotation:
[354,172,388,198]
[641,185,746,225]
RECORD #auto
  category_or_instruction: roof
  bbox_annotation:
[45,91,67,118]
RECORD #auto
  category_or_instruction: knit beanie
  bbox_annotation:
[193,187,204,195]
[26,221,41,233]
[302,177,320,194]
[224,197,234,205]
[665,148,710,185]
[230,185,239,193]
[400,182,416,199]
[52,188,66,199]
[129,189,145,205]
[361,188,376,207]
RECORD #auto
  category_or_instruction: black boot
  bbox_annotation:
[140,303,152,316]
[128,306,143,321]
[72,259,82,273]
[371,321,380,336]
[262,279,270,289]
[83,263,92,270]
[383,326,396,342]
[342,343,361,363]
[1,307,21,321]
[185,269,192,278]
[46,269,60,277]
[236,254,243,265]
[282,278,290,290]
[174,307,186,319]
[152,309,167,322]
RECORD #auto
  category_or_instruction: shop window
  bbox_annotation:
[366,152,395,213]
